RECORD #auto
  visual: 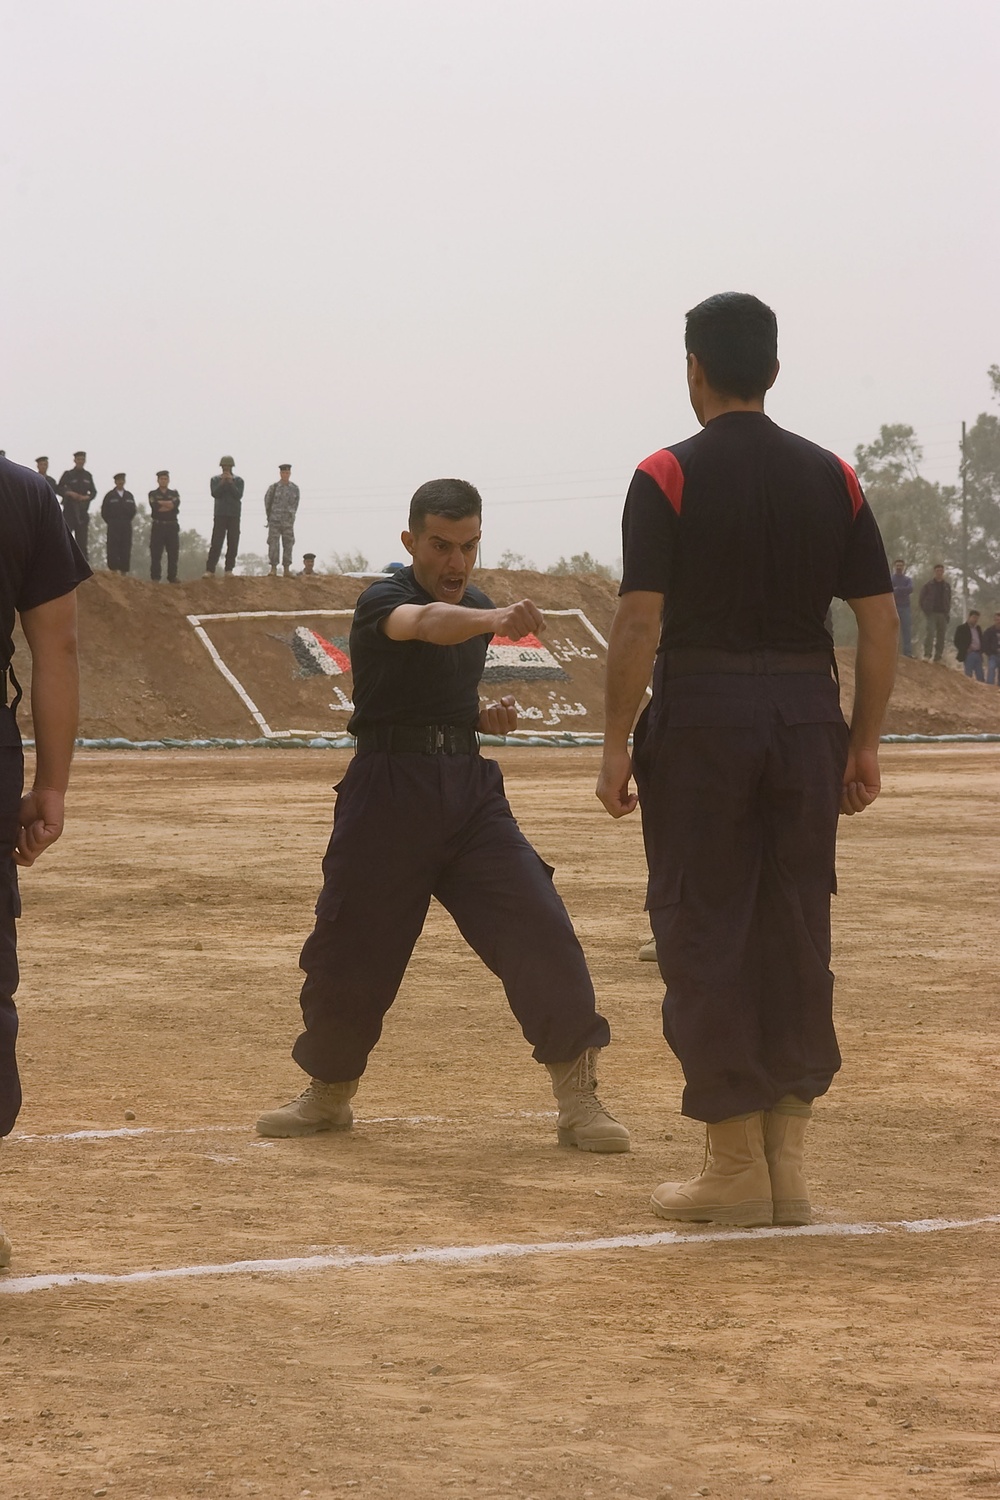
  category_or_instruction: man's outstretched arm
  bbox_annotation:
[842,592,898,816]
[596,591,662,817]
[16,591,81,866]
[383,598,544,646]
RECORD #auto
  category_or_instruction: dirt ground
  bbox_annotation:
[1,747,998,1500]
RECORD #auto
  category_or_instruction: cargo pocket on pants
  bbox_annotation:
[644,865,683,915]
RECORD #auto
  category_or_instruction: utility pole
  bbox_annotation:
[961,420,969,616]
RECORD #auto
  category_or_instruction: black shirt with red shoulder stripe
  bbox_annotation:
[619,411,891,653]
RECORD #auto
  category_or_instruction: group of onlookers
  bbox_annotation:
[891,558,1000,682]
[34,452,304,583]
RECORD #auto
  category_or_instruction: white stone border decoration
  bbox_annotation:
[186,609,611,741]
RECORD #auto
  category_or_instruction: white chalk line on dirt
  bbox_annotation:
[10,1112,554,1145]
[2,1215,998,1298]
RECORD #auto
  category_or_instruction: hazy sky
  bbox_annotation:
[3,1,997,569]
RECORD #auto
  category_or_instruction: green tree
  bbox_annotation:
[546,552,619,581]
[496,549,536,570]
[962,373,1000,610]
[853,424,958,580]
[327,550,371,574]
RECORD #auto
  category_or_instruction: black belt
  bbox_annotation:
[664,648,834,678]
[355,724,480,755]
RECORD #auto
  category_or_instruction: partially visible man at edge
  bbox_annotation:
[0,455,91,1266]
[597,291,898,1230]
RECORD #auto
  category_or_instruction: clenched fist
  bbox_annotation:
[478,695,519,736]
[494,599,545,640]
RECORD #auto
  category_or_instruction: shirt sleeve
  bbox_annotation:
[351,580,409,652]
[835,499,893,600]
[17,490,92,613]
[618,467,676,595]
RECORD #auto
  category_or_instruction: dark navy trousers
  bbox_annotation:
[634,669,848,1124]
[293,750,610,1082]
[0,745,23,1138]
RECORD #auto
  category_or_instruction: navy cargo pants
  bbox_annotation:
[292,750,611,1082]
[634,664,848,1124]
[0,743,24,1138]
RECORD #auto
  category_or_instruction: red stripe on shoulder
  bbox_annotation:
[836,456,864,518]
[637,449,684,516]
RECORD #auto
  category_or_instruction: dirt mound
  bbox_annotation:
[11,570,1000,740]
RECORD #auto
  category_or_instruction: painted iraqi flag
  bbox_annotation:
[483,634,569,683]
[291,626,352,677]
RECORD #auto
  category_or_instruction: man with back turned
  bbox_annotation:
[598,293,898,1228]
[256,478,628,1153]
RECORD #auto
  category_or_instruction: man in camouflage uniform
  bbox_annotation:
[264,463,300,577]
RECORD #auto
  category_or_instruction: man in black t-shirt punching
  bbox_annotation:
[256,478,628,1153]
[598,293,898,1228]
[0,456,91,1266]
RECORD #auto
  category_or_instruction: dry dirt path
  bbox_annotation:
[1,748,998,1500]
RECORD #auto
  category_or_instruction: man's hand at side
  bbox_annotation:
[842,591,898,818]
[839,747,881,816]
[18,590,81,864]
[15,789,65,866]
[478,695,518,736]
[596,747,638,818]
[597,590,661,819]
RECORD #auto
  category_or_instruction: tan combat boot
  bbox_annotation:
[638,937,658,963]
[764,1094,812,1226]
[255,1078,358,1138]
[651,1112,772,1227]
[545,1049,631,1153]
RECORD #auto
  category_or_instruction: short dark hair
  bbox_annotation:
[685,292,778,400]
[408,478,482,533]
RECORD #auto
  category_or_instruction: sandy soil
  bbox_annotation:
[1,748,998,1499]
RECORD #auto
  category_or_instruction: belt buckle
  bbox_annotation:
[434,726,445,753]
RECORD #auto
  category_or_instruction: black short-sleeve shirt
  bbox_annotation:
[0,457,92,744]
[347,565,494,733]
[619,412,892,653]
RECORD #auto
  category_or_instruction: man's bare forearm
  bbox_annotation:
[21,596,81,793]
[413,603,505,645]
[848,594,899,749]
[603,594,662,751]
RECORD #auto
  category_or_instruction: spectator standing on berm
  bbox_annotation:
[919,565,951,662]
[101,473,136,574]
[148,470,181,584]
[954,610,984,681]
[35,458,58,496]
[982,611,1000,687]
[56,451,97,560]
[205,456,244,577]
[0,455,91,1267]
[598,292,897,1229]
[891,558,913,657]
[264,464,299,577]
[255,477,629,1154]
